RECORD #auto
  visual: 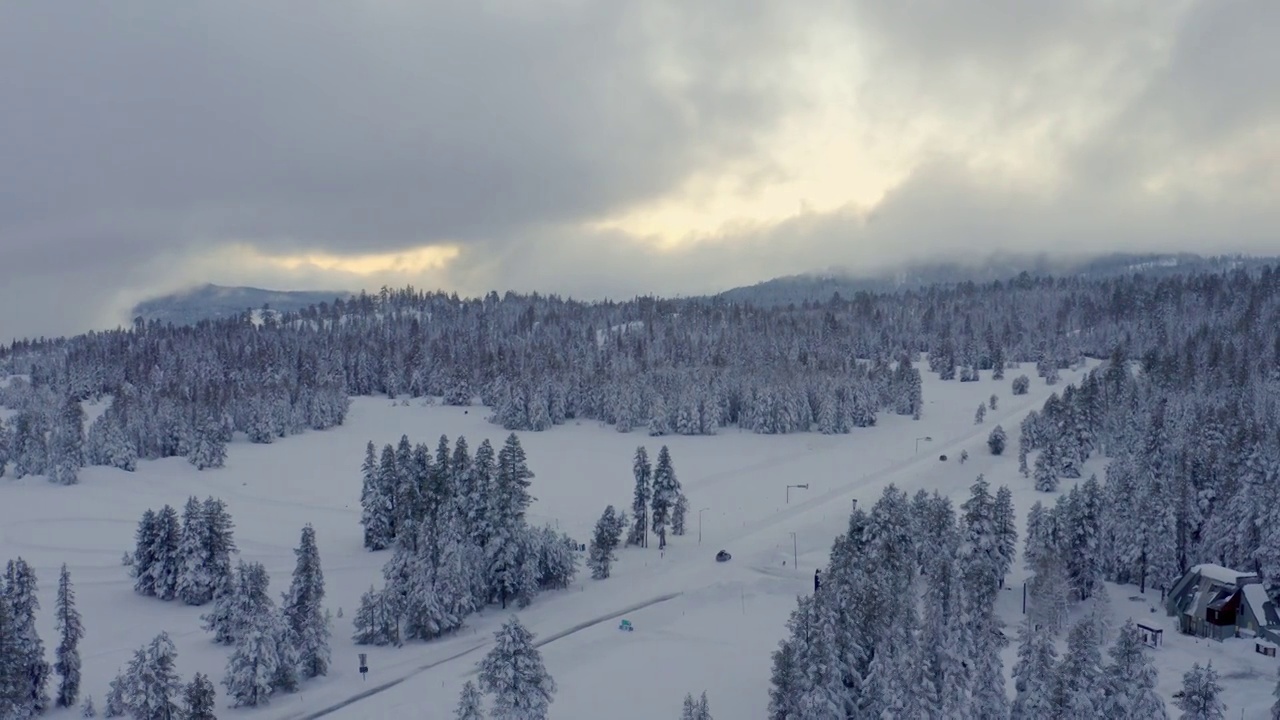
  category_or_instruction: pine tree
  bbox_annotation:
[651,445,680,546]
[0,593,26,720]
[131,633,183,720]
[987,424,1007,455]
[628,446,651,547]
[672,493,689,536]
[49,394,86,485]
[132,509,160,596]
[80,695,96,717]
[54,564,83,708]
[1010,617,1057,718]
[1034,444,1060,492]
[149,504,183,601]
[103,672,127,717]
[222,614,280,708]
[992,484,1017,588]
[5,558,51,714]
[283,524,330,680]
[1052,614,1105,714]
[352,585,400,647]
[183,673,217,720]
[478,616,556,719]
[588,505,623,579]
[974,402,987,424]
[1175,662,1226,720]
[1104,619,1167,719]
[360,441,392,550]
[455,680,484,720]
[176,496,210,605]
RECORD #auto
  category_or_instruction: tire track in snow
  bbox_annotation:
[287,592,681,720]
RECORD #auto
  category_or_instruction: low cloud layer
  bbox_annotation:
[1,0,1277,340]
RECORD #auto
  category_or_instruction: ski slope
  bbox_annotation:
[2,363,1276,718]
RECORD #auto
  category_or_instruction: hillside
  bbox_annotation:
[131,284,351,326]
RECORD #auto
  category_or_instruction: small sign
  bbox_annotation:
[359,653,368,680]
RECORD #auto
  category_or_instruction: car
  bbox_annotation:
[715,550,731,562]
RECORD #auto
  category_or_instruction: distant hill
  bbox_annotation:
[715,252,1272,306]
[131,284,351,326]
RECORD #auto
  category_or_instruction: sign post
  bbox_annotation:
[359,653,368,681]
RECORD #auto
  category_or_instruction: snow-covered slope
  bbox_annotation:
[1,364,1274,718]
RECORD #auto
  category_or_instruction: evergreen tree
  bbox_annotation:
[0,593,26,720]
[650,445,680,546]
[992,484,1017,587]
[129,633,183,720]
[149,504,183,601]
[1010,617,1057,718]
[478,616,556,719]
[54,564,83,708]
[222,614,280,708]
[1104,619,1167,719]
[360,441,392,550]
[132,509,160,596]
[1175,662,1226,720]
[49,394,86,485]
[672,493,689,536]
[628,446,651,547]
[679,691,712,720]
[352,585,400,647]
[588,505,624,579]
[1013,374,1030,395]
[183,673,217,720]
[5,558,51,714]
[455,680,484,720]
[283,524,330,680]
[176,496,210,605]
[1052,614,1106,715]
[974,402,987,424]
[987,424,1007,455]
[103,673,127,717]
[80,695,96,717]
[488,435,537,609]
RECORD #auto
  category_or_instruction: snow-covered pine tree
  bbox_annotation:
[533,526,578,590]
[672,493,688,536]
[360,441,392,550]
[455,680,484,720]
[992,484,1017,588]
[376,443,400,540]
[186,412,227,470]
[130,633,183,720]
[1103,619,1167,719]
[650,445,680,546]
[467,439,497,549]
[5,558,51,714]
[183,673,216,720]
[0,417,9,479]
[1010,616,1057,718]
[176,496,209,605]
[974,402,986,424]
[80,695,96,717]
[0,592,26,720]
[1052,614,1106,715]
[48,394,86,485]
[1175,662,1226,720]
[478,616,556,719]
[270,613,300,695]
[588,505,623,579]
[102,672,127,717]
[283,524,330,680]
[132,509,160,596]
[1013,374,1030,395]
[149,504,183,601]
[487,435,537,609]
[989,393,998,410]
[222,613,280,708]
[1034,444,1060,492]
[54,563,83,708]
[987,424,1007,455]
[627,446,651,547]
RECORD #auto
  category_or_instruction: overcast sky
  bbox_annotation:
[2,0,1278,340]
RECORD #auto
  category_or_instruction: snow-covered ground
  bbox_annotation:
[2,364,1276,718]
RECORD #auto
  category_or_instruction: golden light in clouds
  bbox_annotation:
[230,243,463,276]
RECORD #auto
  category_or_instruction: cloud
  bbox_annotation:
[0,0,1277,341]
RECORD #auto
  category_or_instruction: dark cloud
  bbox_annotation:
[0,1,1277,341]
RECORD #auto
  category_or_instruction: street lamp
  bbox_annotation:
[789,532,798,572]
[915,436,933,455]
[698,507,710,544]
[786,483,810,504]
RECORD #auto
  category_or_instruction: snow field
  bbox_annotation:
[2,362,1275,717]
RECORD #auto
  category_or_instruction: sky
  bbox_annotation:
[2,0,1278,340]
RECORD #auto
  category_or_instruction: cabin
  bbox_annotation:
[1165,564,1280,642]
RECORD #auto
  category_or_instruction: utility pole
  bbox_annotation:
[786,483,809,504]
[698,507,709,544]
[790,532,797,572]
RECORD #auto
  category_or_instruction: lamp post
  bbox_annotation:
[790,532,798,572]
[698,507,710,544]
[915,436,933,455]
[786,483,810,504]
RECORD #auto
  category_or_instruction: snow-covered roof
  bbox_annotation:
[1242,584,1278,626]
[1192,563,1257,585]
